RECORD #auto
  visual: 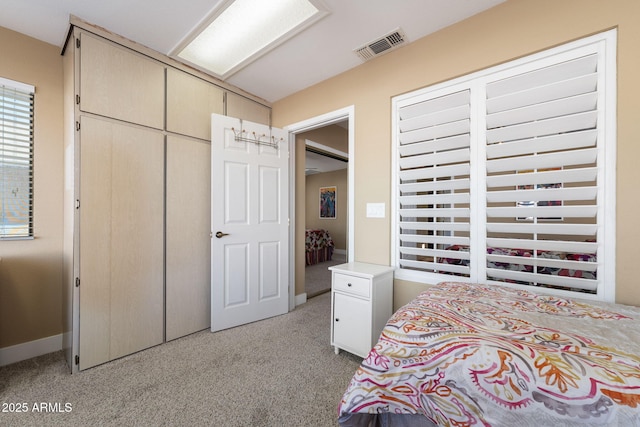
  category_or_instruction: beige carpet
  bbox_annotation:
[305,253,347,298]
[0,292,363,427]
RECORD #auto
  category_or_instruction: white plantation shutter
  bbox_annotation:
[1,78,34,239]
[392,30,616,301]
[396,88,472,278]
[485,54,601,293]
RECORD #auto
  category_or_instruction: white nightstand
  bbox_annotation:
[329,262,394,358]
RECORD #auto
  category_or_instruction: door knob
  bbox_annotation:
[215,231,229,238]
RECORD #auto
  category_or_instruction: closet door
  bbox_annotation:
[166,135,211,340]
[166,69,224,140]
[79,116,164,370]
[79,32,165,129]
[226,92,271,125]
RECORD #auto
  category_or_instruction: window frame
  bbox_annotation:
[391,30,616,302]
[1,76,35,240]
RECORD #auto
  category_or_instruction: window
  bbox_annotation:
[1,77,34,239]
[392,30,616,302]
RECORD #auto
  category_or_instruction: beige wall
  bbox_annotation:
[0,27,64,347]
[273,0,640,308]
[2,0,640,352]
[306,169,348,250]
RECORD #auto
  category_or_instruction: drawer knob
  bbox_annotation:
[347,283,352,287]
[335,318,339,322]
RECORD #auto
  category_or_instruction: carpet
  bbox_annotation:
[305,253,346,298]
[0,292,362,427]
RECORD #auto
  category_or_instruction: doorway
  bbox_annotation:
[285,106,355,309]
[303,134,348,298]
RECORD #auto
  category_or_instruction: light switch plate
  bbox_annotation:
[366,202,385,218]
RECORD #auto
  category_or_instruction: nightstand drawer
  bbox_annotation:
[333,273,370,298]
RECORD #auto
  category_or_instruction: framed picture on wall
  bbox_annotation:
[319,186,337,219]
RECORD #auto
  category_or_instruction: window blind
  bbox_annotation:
[485,54,600,293]
[397,89,472,277]
[392,30,616,301]
[1,78,34,239]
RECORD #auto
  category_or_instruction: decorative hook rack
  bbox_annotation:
[231,126,283,149]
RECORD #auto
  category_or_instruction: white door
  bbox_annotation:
[211,114,289,331]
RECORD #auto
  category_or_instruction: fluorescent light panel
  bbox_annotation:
[175,0,328,79]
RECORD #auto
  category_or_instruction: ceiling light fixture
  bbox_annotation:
[173,0,329,80]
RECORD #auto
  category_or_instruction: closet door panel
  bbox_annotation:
[79,116,164,368]
[166,69,224,140]
[79,32,165,129]
[109,122,165,360]
[166,135,211,340]
[226,92,270,125]
[79,117,112,370]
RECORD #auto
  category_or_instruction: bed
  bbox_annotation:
[338,281,640,426]
[305,229,334,266]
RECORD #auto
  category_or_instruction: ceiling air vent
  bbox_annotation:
[354,28,407,62]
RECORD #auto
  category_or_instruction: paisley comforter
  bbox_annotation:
[338,282,640,426]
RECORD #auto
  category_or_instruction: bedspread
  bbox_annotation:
[338,282,640,426]
[305,229,334,265]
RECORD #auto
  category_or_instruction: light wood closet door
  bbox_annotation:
[79,32,165,129]
[79,116,164,370]
[226,92,270,125]
[166,135,211,340]
[166,69,224,140]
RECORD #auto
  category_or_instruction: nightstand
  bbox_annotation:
[329,262,394,357]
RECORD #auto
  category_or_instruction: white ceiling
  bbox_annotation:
[0,0,505,103]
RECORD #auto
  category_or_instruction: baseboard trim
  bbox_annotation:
[0,333,63,367]
[295,293,307,306]
[334,249,347,256]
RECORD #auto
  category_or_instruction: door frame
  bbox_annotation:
[284,105,355,310]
